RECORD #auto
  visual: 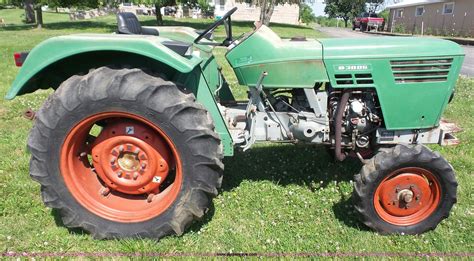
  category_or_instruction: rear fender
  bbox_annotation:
[5,34,202,99]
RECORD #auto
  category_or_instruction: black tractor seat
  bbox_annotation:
[116,12,191,56]
[117,12,159,36]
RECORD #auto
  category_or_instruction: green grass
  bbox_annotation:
[0,8,71,25]
[0,9,473,257]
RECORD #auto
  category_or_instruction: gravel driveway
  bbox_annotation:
[317,27,474,77]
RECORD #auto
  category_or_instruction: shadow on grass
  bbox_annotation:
[222,144,361,190]
[51,144,365,237]
[51,203,217,239]
[332,196,371,232]
[222,144,366,231]
[51,209,89,236]
[0,18,217,32]
[0,20,116,31]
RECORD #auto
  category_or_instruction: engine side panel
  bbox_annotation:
[321,38,464,130]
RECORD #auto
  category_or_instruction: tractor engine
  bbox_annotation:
[329,91,382,149]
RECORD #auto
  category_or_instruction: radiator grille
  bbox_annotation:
[390,58,452,83]
[335,73,374,86]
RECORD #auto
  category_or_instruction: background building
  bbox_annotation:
[213,0,300,25]
[386,0,474,37]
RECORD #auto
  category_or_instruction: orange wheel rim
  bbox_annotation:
[374,167,441,226]
[60,112,182,223]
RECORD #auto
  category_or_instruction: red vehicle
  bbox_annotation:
[353,12,384,32]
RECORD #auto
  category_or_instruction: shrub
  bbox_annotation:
[299,4,315,25]
[315,16,339,27]
[393,24,406,34]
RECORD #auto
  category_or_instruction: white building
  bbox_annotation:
[213,0,300,25]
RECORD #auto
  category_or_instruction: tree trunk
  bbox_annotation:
[155,3,163,26]
[24,0,36,24]
[36,5,43,29]
[259,0,275,26]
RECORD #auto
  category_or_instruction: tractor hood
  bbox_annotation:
[319,37,465,60]
[320,37,465,131]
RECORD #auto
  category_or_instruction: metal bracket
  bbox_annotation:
[241,71,268,151]
[303,88,322,117]
[240,109,257,151]
[214,67,224,97]
[303,88,329,142]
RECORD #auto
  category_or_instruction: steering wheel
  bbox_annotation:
[194,7,237,46]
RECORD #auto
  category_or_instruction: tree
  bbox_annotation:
[257,0,275,26]
[23,0,101,27]
[299,3,315,25]
[238,0,300,26]
[36,4,43,28]
[24,0,36,24]
[324,0,365,28]
[151,0,176,25]
[197,0,214,18]
[366,0,384,13]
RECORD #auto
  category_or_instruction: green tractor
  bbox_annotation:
[7,8,464,239]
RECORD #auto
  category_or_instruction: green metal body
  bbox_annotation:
[226,27,464,130]
[226,26,329,88]
[6,25,465,156]
[320,37,464,130]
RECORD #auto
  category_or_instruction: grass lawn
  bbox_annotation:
[0,8,473,257]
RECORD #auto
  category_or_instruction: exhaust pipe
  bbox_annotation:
[334,90,350,161]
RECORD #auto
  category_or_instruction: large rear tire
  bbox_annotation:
[28,67,223,239]
[353,144,457,234]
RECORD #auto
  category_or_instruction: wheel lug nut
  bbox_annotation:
[147,194,155,203]
[133,172,139,180]
[119,145,124,152]
[110,157,116,164]
[100,187,110,196]
[134,148,140,154]
[141,163,146,169]
[79,152,87,157]
[117,171,123,177]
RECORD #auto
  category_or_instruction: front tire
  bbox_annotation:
[353,144,457,234]
[28,67,223,239]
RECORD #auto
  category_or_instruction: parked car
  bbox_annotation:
[353,12,384,32]
[164,6,177,16]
